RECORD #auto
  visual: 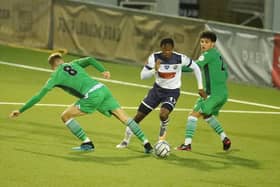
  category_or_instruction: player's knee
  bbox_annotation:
[134,109,149,123]
[159,114,168,121]
[159,106,171,121]
[190,111,202,118]
[138,103,152,115]
[61,112,71,123]
[159,110,170,121]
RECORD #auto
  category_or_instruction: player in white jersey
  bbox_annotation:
[116,38,205,148]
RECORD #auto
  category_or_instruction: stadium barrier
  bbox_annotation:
[0,0,51,48]
[52,0,205,64]
[0,0,279,88]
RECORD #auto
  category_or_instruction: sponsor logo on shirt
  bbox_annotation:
[158,72,176,79]
[164,65,169,70]
[198,55,205,61]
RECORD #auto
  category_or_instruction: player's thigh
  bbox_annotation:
[212,97,227,115]
[61,104,87,122]
[201,96,226,115]
[75,90,104,114]
[142,87,161,109]
[111,108,129,123]
[97,87,121,117]
[160,90,180,112]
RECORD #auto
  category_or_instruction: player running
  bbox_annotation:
[116,38,205,148]
[9,53,153,153]
[177,31,231,151]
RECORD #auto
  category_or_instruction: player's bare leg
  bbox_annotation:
[159,107,170,141]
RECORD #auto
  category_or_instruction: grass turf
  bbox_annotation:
[0,44,280,187]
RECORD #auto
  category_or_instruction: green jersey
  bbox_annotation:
[196,48,228,95]
[19,57,106,113]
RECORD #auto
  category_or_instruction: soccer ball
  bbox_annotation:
[154,140,171,158]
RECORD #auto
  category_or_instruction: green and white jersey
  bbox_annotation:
[196,48,228,95]
[19,57,105,113]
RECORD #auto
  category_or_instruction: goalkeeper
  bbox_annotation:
[9,52,153,153]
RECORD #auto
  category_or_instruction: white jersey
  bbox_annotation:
[141,51,198,89]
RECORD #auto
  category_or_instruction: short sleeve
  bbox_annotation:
[196,53,208,67]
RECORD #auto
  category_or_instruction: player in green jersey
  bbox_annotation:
[9,52,153,153]
[177,31,231,151]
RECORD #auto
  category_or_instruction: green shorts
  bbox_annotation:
[75,85,120,117]
[193,94,227,116]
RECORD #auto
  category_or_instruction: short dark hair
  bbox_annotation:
[160,38,174,47]
[48,52,62,65]
[200,31,217,42]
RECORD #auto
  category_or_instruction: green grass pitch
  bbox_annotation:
[0,44,280,187]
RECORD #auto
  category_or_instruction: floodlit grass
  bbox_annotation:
[0,44,280,187]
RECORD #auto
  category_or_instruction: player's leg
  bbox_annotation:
[117,103,153,148]
[96,86,153,153]
[117,86,159,148]
[158,92,179,141]
[116,109,148,148]
[203,96,231,150]
[61,104,94,151]
[177,98,203,151]
[158,107,170,140]
[204,115,231,150]
[111,108,153,153]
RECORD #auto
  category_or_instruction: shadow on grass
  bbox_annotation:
[3,119,124,142]
[163,149,261,171]
[14,148,151,166]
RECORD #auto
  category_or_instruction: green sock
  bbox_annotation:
[205,116,224,135]
[126,118,147,144]
[185,116,198,139]
[66,119,88,141]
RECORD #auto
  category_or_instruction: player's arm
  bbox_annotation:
[75,57,110,79]
[189,62,207,98]
[9,76,55,118]
[9,87,51,118]
[182,55,206,98]
[140,55,158,80]
[195,54,210,98]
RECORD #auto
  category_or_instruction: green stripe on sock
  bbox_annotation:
[185,118,197,139]
[208,117,224,135]
[126,119,146,143]
[66,119,88,141]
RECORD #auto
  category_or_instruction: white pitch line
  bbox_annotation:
[1,60,280,110]
[1,102,280,115]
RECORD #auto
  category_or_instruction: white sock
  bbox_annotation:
[220,132,227,141]
[123,126,133,143]
[184,138,192,145]
[83,137,91,143]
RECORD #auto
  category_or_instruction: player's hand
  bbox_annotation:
[198,89,207,99]
[9,110,21,118]
[102,71,111,79]
[155,59,161,72]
